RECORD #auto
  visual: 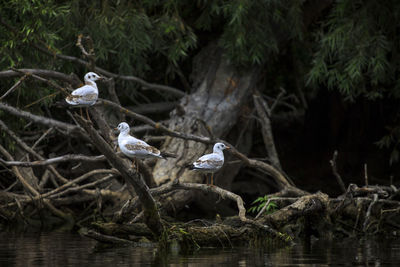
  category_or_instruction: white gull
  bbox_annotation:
[189,142,230,185]
[66,72,103,119]
[116,122,166,170]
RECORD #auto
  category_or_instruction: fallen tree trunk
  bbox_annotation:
[151,45,261,212]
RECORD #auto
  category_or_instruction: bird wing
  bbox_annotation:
[123,137,160,156]
[193,153,224,170]
[66,85,97,105]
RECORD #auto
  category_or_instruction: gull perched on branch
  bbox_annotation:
[115,122,174,171]
[188,142,230,185]
[65,72,104,120]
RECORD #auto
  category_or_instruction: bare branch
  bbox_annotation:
[228,146,294,190]
[0,154,107,167]
[0,74,28,100]
[363,193,378,232]
[161,180,248,221]
[10,68,71,96]
[76,34,96,70]
[47,171,118,199]
[1,169,119,208]
[329,150,346,193]
[253,94,282,170]
[0,102,82,134]
[98,98,213,144]
[0,119,69,184]
[32,44,185,97]
[0,144,70,221]
[0,69,80,86]
[269,87,287,114]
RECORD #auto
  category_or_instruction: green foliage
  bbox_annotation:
[3,0,400,165]
[248,195,278,215]
[308,0,400,100]
[0,0,198,78]
[1,0,309,73]
[190,0,305,66]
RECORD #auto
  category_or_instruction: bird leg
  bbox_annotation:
[131,159,135,169]
[85,107,92,123]
[211,173,214,186]
[136,160,140,173]
[80,107,83,119]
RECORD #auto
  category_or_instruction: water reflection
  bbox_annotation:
[0,231,400,266]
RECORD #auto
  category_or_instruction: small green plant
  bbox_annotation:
[248,195,278,215]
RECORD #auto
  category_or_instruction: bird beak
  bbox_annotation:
[225,146,231,150]
[97,76,105,81]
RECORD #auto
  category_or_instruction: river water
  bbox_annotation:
[1,231,400,266]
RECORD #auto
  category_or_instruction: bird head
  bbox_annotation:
[84,72,104,82]
[115,122,130,134]
[213,142,230,153]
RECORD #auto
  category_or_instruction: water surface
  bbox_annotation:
[1,231,400,266]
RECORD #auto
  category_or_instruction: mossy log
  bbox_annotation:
[81,186,400,248]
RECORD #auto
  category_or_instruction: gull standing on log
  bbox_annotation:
[116,122,171,171]
[65,72,104,120]
[188,142,230,185]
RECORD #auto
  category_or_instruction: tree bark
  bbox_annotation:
[152,44,260,211]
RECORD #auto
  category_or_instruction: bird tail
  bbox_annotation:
[185,163,197,170]
[52,99,70,108]
[160,152,177,159]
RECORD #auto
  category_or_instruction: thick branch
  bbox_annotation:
[228,147,293,190]
[156,180,248,221]
[74,115,163,236]
[253,94,282,170]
